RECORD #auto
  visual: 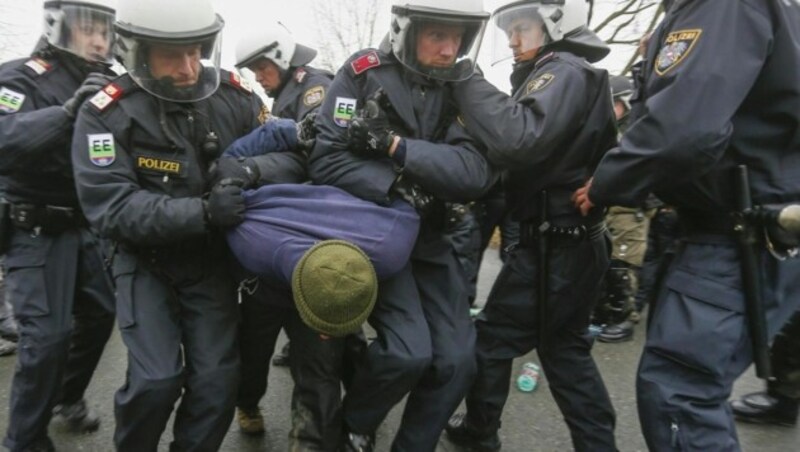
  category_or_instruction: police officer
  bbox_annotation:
[592,75,658,343]
[731,308,800,426]
[70,0,305,449]
[0,1,118,450]
[444,1,618,450]
[310,1,494,450]
[232,25,337,441]
[573,0,800,449]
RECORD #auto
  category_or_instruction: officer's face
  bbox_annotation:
[68,19,111,62]
[415,23,464,68]
[247,58,283,93]
[505,17,546,62]
[147,44,202,87]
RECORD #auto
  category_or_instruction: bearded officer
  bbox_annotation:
[70,0,305,449]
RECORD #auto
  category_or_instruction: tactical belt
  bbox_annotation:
[518,220,606,248]
[677,210,736,236]
[10,203,88,234]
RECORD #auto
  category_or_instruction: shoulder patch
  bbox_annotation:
[258,104,271,124]
[333,97,357,127]
[655,29,702,76]
[0,86,26,113]
[295,68,307,84]
[303,86,325,107]
[526,73,556,94]
[351,51,381,75]
[87,133,116,167]
[24,58,51,75]
[89,83,123,111]
[229,72,253,93]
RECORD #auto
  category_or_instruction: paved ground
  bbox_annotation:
[0,249,797,451]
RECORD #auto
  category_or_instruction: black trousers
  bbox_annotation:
[465,235,617,451]
[2,228,115,451]
[344,232,477,452]
[111,249,239,452]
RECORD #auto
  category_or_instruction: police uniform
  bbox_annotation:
[71,70,304,451]
[588,0,800,449]
[449,47,618,450]
[0,49,116,451]
[270,65,333,120]
[309,39,494,451]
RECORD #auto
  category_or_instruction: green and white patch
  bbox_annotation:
[333,97,357,127]
[0,86,26,113]
[87,133,116,167]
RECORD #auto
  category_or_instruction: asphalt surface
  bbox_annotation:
[0,248,797,451]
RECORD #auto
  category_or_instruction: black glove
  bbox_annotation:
[204,178,246,228]
[296,112,318,151]
[63,73,113,119]
[209,157,261,189]
[347,92,396,158]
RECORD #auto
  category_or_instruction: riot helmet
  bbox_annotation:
[234,23,317,95]
[235,23,317,72]
[489,0,608,64]
[43,0,116,63]
[389,0,489,82]
[114,0,224,102]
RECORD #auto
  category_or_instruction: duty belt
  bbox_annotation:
[676,210,736,236]
[518,220,606,248]
[10,203,88,234]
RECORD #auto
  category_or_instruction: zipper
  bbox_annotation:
[670,420,680,448]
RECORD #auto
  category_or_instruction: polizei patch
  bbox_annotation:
[87,133,115,167]
[655,29,702,76]
[526,73,555,94]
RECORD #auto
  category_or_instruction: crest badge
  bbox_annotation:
[655,29,702,76]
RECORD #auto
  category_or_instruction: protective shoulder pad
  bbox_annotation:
[349,50,382,76]
[88,75,134,113]
[222,70,253,94]
[21,58,54,77]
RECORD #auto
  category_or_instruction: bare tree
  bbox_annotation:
[311,0,390,72]
[590,0,665,75]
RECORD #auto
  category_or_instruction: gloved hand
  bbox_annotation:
[204,178,246,228]
[347,91,396,158]
[63,73,113,119]
[296,112,318,152]
[209,157,261,189]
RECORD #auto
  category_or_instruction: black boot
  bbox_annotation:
[730,391,799,426]
[341,430,375,452]
[598,319,635,343]
[445,412,501,452]
[272,342,290,367]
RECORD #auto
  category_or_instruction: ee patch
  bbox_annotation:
[655,29,702,76]
[526,73,555,94]
[87,133,116,167]
[0,86,26,113]
[333,97,357,127]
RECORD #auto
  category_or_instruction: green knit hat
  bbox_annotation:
[292,240,378,337]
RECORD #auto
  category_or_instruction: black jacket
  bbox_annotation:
[590,0,800,214]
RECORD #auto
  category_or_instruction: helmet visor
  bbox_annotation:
[46,4,115,63]
[126,33,222,103]
[489,4,550,65]
[393,11,488,82]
